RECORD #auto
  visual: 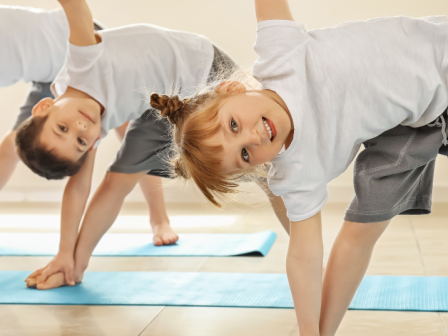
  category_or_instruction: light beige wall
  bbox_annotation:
[1,0,448,203]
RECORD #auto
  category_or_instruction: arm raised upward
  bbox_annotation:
[58,0,97,46]
[254,0,294,23]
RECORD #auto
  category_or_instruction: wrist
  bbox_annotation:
[57,248,75,257]
[74,251,90,271]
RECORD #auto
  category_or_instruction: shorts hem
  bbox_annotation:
[108,164,171,178]
[344,197,432,223]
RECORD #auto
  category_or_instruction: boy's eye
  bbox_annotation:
[59,125,67,132]
[230,118,238,132]
[78,138,86,146]
[241,148,249,162]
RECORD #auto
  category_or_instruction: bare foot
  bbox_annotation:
[26,272,68,290]
[151,221,178,246]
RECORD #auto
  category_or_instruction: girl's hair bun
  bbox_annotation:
[150,93,185,125]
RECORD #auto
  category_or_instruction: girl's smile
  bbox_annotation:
[213,82,293,175]
[263,117,276,141]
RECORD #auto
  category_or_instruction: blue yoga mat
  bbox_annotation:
[0,231,276,257]
[1,272,448,311]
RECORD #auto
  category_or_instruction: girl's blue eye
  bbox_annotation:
[78,138,86,146]
[59,125,67,132]
[230,118,238,132]
[242,148,249,162]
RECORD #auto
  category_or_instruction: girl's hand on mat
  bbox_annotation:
[27,253,76,286]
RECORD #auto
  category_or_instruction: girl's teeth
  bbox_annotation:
[263,120,273,139]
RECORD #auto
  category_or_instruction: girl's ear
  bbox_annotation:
[215,81,246,94]
[31,98,55,117]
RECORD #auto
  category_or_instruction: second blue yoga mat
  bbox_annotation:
[1,272,448,311]
[0,231,276,257]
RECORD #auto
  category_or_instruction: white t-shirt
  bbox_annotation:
[0,6,68,87]
[253,16,448,221]
[51,24,214,146]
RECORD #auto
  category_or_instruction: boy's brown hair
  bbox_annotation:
[15,116,88,180]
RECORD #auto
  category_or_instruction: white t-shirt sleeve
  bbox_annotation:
[268,156,330,222]
[253,20,309,79]
[52,42,106,100]
[283,186,329,222]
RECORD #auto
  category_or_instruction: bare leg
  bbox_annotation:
[139,175,178,245]
[115,123,177,246]
[0,131,20,190]
[256,179,290,234]
[319,219,391,336]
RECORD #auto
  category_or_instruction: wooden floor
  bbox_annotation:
[1,202,448,336]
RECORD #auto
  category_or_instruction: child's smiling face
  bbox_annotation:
[212,82,294,175]
[32,92,102,162]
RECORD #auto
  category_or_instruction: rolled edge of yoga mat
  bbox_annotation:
[0,231,277,257]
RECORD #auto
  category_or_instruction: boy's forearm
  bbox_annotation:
[58,0,96,46]
[287,212,323,336]
[58,150,96,256]
[73,171,145,271]
[58,181,91,255]
[254,0,294,23]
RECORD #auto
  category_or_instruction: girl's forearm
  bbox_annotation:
[287,254,323,336]
[288,212,324,336]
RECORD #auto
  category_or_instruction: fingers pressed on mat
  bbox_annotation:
[36,272,67,290]
[26,268,43,281]
[25,277,37,288]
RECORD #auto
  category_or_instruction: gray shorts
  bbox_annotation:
[345,109,448,223]
[109,44,237,177]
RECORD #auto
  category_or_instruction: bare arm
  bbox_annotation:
[287,211,323,336]
[73,171,146,272]
[57,0,97,46]
[254,0,294,23]
[28,149,97,286]
[0,131,20,191]
[58,148,97,256]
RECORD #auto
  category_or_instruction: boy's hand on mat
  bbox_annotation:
[29,272,68,290]
[26,253,76,286]
[73,267,85,283]
[26,271,83,290]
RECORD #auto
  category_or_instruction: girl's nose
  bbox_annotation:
[247,128,261,146]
